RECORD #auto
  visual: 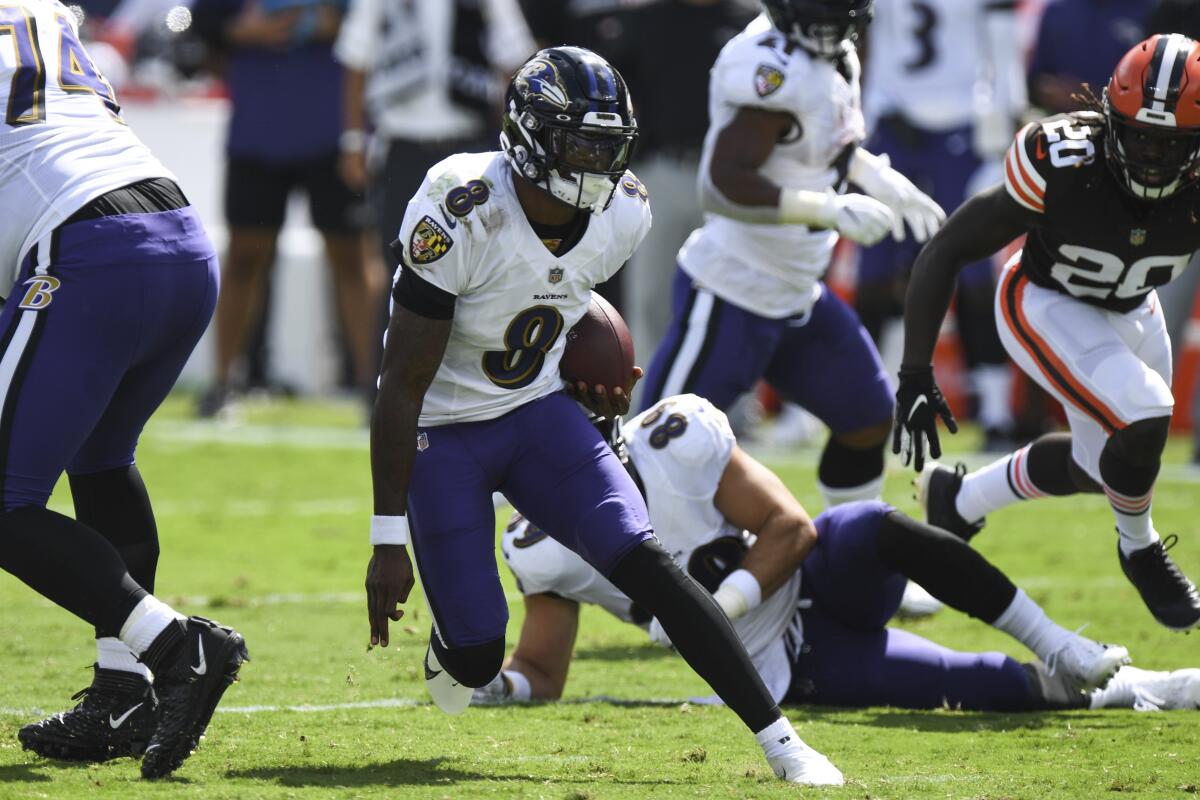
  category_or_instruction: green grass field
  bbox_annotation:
[1,396,1198,799]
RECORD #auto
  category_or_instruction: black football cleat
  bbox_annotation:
[915,462,986,541]
[140,616,248,779]
[18,666,157,762]
[1118,535,1200,631]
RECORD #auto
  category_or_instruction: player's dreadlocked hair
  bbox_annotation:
[1070,83,1105,115]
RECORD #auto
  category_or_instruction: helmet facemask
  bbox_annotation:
[500,48,639,213]
[762,0,873,59]
[1104,95,1200,200]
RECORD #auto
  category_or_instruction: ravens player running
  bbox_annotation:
[1,0,247,779]
[894,35,1200,631]
[367,47,843,785]
[473,395,1197,712]
[639,0,944,507]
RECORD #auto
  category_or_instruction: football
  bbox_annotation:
[560,292,636,392]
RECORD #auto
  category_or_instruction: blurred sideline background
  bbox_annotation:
[67,0,1200,442]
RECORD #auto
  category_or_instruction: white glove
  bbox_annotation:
[647,617,674,650]
[849,151,946,243]
[781,188,895,246]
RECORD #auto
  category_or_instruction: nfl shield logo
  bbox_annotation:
[1130,228,1147,246]
[548,267,564,284]
[416,432,429,452]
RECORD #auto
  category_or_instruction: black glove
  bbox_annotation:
[892,365,958,472]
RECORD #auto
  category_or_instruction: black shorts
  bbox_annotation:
[225,153,367,233]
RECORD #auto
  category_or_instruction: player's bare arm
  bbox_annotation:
[502,593,582,700]
[366,306,452,647]
[713,445,816,600]
[708,107,794,207]
[702,108,894,245]
[893,184,1032,469]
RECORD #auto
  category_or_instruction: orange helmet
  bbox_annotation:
[1104,33,1200,199]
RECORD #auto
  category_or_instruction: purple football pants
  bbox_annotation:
[0,208,218,510]
[640,267,894,434]
[787,502,1036,711]
[408,391,653,648]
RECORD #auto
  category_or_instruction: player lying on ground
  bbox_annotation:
[640,0,942,508]
[478,394,1194,712]
[893,34,1200,631]
[367,46,845,785]
[1,0,247,779]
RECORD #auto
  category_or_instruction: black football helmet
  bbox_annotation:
[761,0,874,58]
[500,46,638,211]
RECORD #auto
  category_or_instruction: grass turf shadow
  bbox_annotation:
[833,708,1152,733]
[228,757,669,788]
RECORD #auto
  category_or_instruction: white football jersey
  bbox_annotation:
[503,393,803,703]
[393,151,652,426]
[0,0,172,288]
[681,14,865,319]
[862,0,1024,131]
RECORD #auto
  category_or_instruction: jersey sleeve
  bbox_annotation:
[629,394,736,500]
[501,514,601,598]
[393,168,472,296]
[1003,122,1049,214]
[711,37,800,116]
[607,171,652,272]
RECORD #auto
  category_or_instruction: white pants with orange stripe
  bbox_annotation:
[994,255,1173,483]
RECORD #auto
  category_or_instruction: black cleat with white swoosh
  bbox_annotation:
[140,616,248,779]
[18,666,157,762]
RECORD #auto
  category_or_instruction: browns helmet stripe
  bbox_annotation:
[1145,33,1192,114]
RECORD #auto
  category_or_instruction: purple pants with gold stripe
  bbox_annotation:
[0,208,217,509]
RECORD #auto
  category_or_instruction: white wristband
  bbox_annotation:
[339,129,368,153]
[778,188,836,227]
[370,514,410,546]
[712,569,763,621]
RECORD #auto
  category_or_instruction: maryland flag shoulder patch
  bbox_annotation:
[754,64,785,98]
[409,215,454,265]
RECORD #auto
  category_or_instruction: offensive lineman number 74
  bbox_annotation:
[0,7,122,127]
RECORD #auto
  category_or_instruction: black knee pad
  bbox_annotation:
[819,435,886,489]
[429,633,505,689]
[1105,417,1170,467]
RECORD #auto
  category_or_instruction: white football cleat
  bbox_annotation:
[895,580,944,619]
[767,741,844,786]
[1045,633,1130,690]
[1093,666,1200,711]
[424,645,472,715]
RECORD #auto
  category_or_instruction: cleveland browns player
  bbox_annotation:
[894,34,1200,632]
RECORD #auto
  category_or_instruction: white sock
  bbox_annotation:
[503,670,532,701]
[991,589,1071,663]
[1105,485,1160,555]
[119,595,185,657]
[818,475,883,508]
[96,637,152,681]
[755,715,800,758]
[956,453,1022,522]
[972,365,1014,431]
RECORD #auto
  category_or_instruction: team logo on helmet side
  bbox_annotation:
[515,59,569,110]
[409,216,453,265]
[755,64,785,98]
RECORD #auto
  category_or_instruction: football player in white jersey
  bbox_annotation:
[367,46,844,785]
[1,0,246,779]
[639,0,944,509]
[858,0,1027,448]
[478,394,1198,713]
